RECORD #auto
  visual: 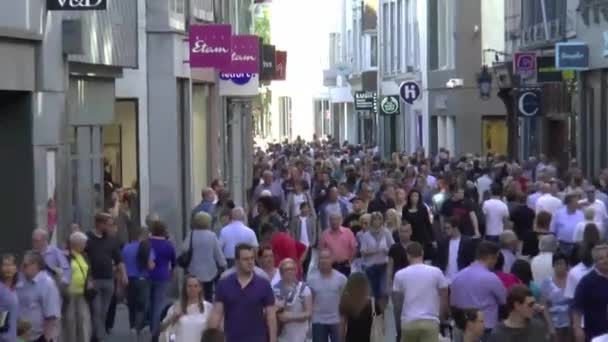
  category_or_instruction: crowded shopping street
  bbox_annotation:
[3,0,608,342]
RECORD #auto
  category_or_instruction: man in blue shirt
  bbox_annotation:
[573,244,608,342]
[121,228,155,336]
[16,251,62,342]
[209,243,277,342]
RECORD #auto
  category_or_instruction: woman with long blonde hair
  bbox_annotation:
[385,209,400,233]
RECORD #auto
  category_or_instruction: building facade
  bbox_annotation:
[576,0,608,177]
[329,0,505,156]
[0,0,256,252]
[0,0,137,253]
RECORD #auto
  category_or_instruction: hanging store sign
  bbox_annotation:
[189,24,232,69]
[513,52,537,78]
[260,44,277,81]
[517,88,543,118]
[380,95,401,115]
[536,56,563,83]
[47,0,107,10]
[274,50,287,80]
[556,42,589,70]
[355,91,377,112]
[222,35,260,74]
[399,81,421,104]
[219,73,259,96]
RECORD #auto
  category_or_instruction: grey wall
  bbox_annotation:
[0,92,35,254]
[147,33,185,238]
[0,40,36,91]
[0,0,44,39]
[427,0,505,155]
[577,20,608,69]
[64,0,138,68]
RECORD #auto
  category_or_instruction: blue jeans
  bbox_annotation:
[312,323,340,342]
[149,280,169,335]
[127,277,150,332]
[365,263,388,298]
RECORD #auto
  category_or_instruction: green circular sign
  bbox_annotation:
[380,96,400,115]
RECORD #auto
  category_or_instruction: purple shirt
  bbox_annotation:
[450,262,507,329]
[215,273,275,342]
[148,238,176,282]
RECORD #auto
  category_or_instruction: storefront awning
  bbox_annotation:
[329,87,354,103]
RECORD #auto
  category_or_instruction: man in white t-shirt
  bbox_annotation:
[482,184,510,241]
[536,182,563,215]
[393,242,449,341]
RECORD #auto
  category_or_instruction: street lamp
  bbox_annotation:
[477,65,492,100]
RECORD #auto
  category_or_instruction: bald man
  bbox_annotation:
[32,228,71,286]
[219,207,259,267]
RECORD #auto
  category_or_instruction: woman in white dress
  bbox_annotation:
[274,258,312,342]
[159,275,213,342]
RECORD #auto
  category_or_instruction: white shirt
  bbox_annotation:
[564,262,593,299]
[573,219,601,242]
[219,221,259,259]
[527,191,542,211]
[531,252,554,283]
[564,262,593,329]
[393,263,448,324]
[292,193,306,217]
[579,198,608,231]
[299,217,310,247]
[482,198,509,236]
[536,194,563,215]
[162,301,213,342]
[446,238,461,281]
[476,175,493,203]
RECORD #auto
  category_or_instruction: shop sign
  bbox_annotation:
[380,95,400,116]
[517,88,542,118]
[47,0,106,10]
[189,24,232,69]
[222,35,260,74]
[219,73,259,96]
[536,56,562,83]
[355,91,377,112]
[513,52,537,78]
[556,42,589,70]
[274,50,287,80]
[260,45,276,81]
[399,81,421,105]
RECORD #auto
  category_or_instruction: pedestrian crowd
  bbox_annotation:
[1,136,608,342]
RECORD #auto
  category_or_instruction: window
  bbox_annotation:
[429,0,454,70]
[383,3,391,74]
[279,97,293,140]
[170,0,186,31]
[367,34,378,68]
[396,0,403,73]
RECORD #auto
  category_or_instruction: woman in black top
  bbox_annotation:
[339,273,383,342]
[402,189,435,260]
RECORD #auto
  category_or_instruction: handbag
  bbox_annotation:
[369,297,385,342]
[177,231,193,269]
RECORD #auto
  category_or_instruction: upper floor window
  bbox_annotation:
[170,0,186,31]
[428,0,454,70]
